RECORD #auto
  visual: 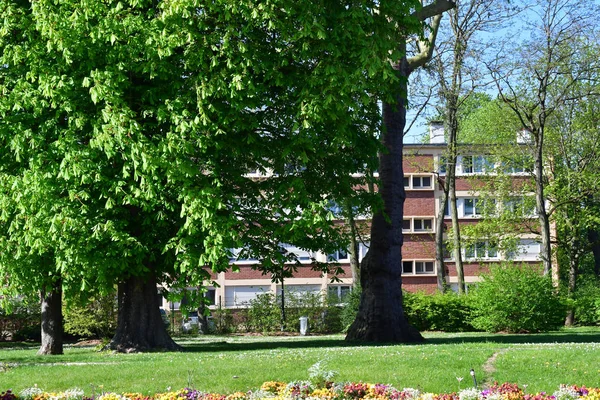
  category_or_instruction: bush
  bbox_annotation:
[403,291,475,332]
[469,264,566,333]
[212,306,234,334]
[0,296,40,342]
[339,285,361,332]
[570,278,600,326]
[63,294,118,339]
[243,290,344,334]
[247,293,281,332]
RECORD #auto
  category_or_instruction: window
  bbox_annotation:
[402,219,411,232]
[358,241,370,262]
[413,219,433,231]
[465,241,498,259]
[438,156,447,174]
[402,260,435,275]
[462,156,473,174]
[464,198,476,216]
[205,288,216,306]
[507,239,541,260]
[326,200,343,216]
[474,155,493,173]
[328,285,351,302]
[443,243,453,260]
[224,286,270,307]
[504,197,536,217]
[415,261,435,274]
[402,261,414,274]
[412,176,432,189]
[280,285,322,296]
[463,198,495,217]
[502,156,533,174]
[228,248,258,263]
[461,155,493,174]
[328,248,349,262]
[280,243,313,262]
[404,174,433,189]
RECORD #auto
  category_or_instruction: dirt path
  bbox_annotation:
[481,349,509,388]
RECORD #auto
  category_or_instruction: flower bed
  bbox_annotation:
[1,383,599,400]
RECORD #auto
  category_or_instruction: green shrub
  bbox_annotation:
[340,285,361,332]
[469,264,566,333]
[0,295,40,342]
[212,306,235,334]
[571,278,600,326]
[246,293,281,332]
[63,294,118,339]
[403,291,475,332]
[243,290,344,333]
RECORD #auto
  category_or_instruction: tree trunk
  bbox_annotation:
[38,279,63,355]
[109,272,180,352]
[347,204,361,288]
[588,228,600,278]
[345,57,423,343]
[280,279,286,331]
[435,176,448,292]
[564,255,578,326]
[443,89,465,294]
[534,132,552,276]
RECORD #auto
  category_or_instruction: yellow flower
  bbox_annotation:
[226,392,247,400]
[260,382,286,395]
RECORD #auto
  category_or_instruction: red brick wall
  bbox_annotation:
[403,235,435,259]
[225,265,323,280]
[405,192,436,216]
[402,276,437,294]
[403,154,435,173]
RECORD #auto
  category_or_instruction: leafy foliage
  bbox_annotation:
[0,296,40,342]
[403,291,475,332]
[63,294,118,339]
[339,285,362,332]
[0,0,416,332]
[469,264,566,333]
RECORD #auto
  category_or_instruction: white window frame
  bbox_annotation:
[328,285,351,303]
[402,218,434,233]
[328,248,349,262]
[228,247,259,264]
[464,241,499,260]
[404,174,433,190]
[506,239,541,261]
[280,243,314,263]
[402,260,435,275]
[460,155,494,175]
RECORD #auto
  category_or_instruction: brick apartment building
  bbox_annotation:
[164,125,541,310]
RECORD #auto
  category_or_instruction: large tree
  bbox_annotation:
[0,0,413,351]
[346,0,455,342]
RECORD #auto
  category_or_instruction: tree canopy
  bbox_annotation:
[0,0,420,350]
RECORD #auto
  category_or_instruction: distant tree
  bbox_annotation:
[487,0,600,277]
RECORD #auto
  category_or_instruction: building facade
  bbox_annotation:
[164,130,541,311]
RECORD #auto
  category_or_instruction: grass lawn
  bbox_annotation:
[1,328,600,396]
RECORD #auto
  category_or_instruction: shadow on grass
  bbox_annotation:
[180,328,600,353]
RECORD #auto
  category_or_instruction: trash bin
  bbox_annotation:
[299,316,308,335]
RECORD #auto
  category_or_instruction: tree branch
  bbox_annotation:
[412,0,456,21]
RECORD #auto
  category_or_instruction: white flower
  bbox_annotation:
[459,388,482,400]
[553,386,579,400]
[402,388,421,400]
[20,387,44,400]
